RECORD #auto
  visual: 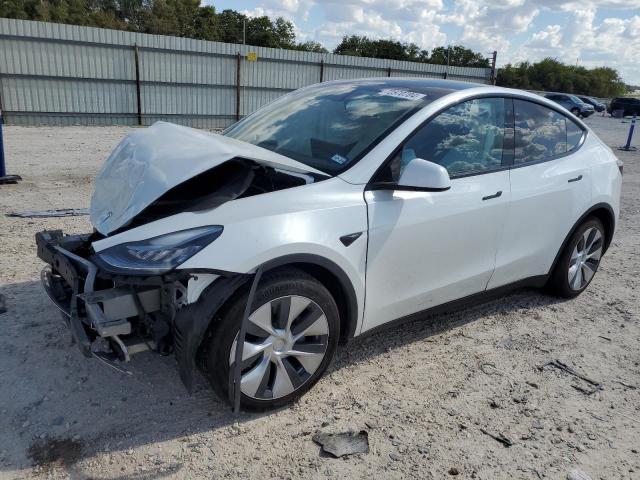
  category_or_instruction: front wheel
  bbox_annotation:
[548,217,605,298]
[202,268,339,411]
[571,107,580,116]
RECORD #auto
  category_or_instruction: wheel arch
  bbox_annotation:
[257,254,359,344]
[549,202,615,275]
[175,254,359,392]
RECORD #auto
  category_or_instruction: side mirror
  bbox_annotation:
[397,158,451,191]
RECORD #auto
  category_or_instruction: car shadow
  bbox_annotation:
[0,279,565,475]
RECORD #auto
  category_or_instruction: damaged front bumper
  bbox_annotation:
[36,230,214,379]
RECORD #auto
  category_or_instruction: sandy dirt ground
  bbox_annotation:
[0,116,639,480]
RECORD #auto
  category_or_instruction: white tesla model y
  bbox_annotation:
[37,78,622,410]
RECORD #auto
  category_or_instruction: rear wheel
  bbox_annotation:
[202,268,339,410]
[548,217,605,298]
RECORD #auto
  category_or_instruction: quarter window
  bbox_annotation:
[567,119,584,151]
[384,97,506,180]
[514,100,568,164]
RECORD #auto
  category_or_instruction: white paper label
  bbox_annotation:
[378,88,426,101]
[331,154,348,164]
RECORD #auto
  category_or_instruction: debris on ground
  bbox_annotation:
[479,428,514,448]
[540,360,602,395]
[567,469,593,480]
[312,430,369,458]
[612,380,637,390]
[6,208,89,218]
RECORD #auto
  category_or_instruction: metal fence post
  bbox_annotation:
[0,109,5,178]
[319,59,324,83]
[133,44,142,126]
[490,51,497,85]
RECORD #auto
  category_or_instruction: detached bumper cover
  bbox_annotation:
[173,273,248,391]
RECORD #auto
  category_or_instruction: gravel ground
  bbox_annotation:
[0,116,639,480]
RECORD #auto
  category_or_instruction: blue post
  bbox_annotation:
[618,113,638,151]
[0,109,5,178]
[0,109,21,184]
[624,114,636,150]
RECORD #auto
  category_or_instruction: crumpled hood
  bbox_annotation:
[90,122,325,235]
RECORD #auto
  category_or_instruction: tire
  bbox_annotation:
[202,267,339,411]
[571,107,580,116]
[548,217,605,298]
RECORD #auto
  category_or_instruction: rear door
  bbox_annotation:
[489,99,590,288]
[362,97,513,332]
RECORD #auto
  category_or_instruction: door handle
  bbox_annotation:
[482,191,502,201]
[568,175,583,183]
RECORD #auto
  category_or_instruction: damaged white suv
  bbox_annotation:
[37,78,622,410]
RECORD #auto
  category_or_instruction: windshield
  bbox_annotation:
[223,80,435,174]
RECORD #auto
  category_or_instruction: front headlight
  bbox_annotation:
[95,226,223,274]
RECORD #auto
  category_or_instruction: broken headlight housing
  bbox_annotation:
[95,226,223,274]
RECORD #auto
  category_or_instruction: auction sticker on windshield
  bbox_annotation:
[378,89,427,101]
[331,154,348,164]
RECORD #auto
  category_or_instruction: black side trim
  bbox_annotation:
[357,275,548,341]
[367,182,451,192]
[340,232,363,247]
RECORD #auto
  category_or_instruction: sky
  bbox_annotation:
[208,0,640,84]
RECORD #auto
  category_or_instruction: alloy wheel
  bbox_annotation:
[229,295,330,400]
[568,226,603,290]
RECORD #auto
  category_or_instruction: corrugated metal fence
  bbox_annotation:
[0,18,493,128]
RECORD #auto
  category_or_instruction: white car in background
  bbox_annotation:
[37,78,622,410]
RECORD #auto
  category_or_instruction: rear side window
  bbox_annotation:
[514,99,583,164]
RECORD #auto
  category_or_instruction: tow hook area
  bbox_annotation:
[41,265,168,374]
[37,230,191,375]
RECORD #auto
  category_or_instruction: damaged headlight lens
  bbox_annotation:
[96,226,223,274]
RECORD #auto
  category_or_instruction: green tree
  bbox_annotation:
[428,45,490,68]
[293,40,328,53]
[216,8,244,43]
[333,35,429,63]
[497,58,627,97]
[273,16,294,47]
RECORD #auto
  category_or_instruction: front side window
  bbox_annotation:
[514,100,568,164]
[224,80,438,174]
[381,97,506,182]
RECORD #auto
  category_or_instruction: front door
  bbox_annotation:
[361,97,512,333]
